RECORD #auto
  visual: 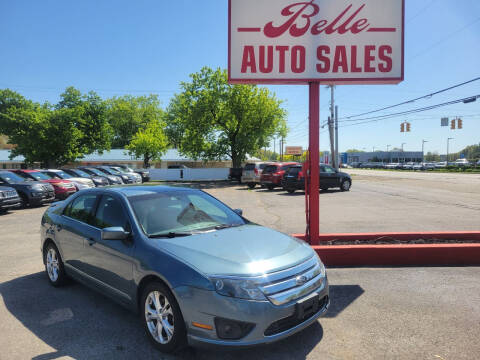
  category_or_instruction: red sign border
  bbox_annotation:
[228,0,405,85]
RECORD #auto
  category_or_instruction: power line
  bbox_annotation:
[342,77,480,120]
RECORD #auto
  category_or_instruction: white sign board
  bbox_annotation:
[229,0,404,84]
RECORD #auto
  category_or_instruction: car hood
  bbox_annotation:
[338,171,351,178]
[153,224,314,277]
[68,177,93,185]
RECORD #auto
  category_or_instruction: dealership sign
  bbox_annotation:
[285,146,303,155]
[229,0,404,84]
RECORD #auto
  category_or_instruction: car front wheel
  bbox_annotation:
[341,179,351,191]
[141,282,186,353]
[44,243,67,286]
[247,183,256,189]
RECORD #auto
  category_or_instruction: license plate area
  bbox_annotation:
[295,292,319,320]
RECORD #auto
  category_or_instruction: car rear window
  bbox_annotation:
[244,163,255,170]
[263,165,278,174]
[259,164,268,170]
[287,167,301,175]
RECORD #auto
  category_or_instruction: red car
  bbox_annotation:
[260,162,300,190]
[10,169,77,200]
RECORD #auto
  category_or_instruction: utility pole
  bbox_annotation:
[387,145,391,163]
[334,105,339,170]
[328,86,336,167]
[447,137,454,163]
[422,139,428,163]
[273,137,276,160]
[401,142,406,163]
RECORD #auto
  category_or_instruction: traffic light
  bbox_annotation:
[458,118,463,129]
[450,119,456,129]
[400,123,405,132]
[406,122,411,132]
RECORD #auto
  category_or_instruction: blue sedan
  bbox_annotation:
[40,186,329,352]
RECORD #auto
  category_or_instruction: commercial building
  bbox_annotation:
[346,151,424,164]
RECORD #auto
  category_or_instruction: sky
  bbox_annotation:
[0,0,479,155]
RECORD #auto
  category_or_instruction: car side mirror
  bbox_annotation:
[233,209,243,216]
[102,227,129,241]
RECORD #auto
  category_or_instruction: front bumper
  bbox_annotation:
[174,276,329,348]
[0,197,22,210]
[29,191,56,205]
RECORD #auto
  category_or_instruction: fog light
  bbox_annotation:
[214,317,255,340]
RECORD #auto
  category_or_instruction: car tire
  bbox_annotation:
[19,193,29,208]
[341,179,351,191]
[141,282,186,353]
[267,184,275,190]
[44,243,68,287]
[287,188,295,194]
[247,183,256,189]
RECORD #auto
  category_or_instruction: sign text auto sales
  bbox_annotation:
[229,0,404,84]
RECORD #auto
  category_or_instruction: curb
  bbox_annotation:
[292,232,480,266]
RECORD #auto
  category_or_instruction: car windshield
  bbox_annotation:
[72,169,90,177]
[87,168,107,176]
[0,172,27,183]
[103,167,121,175]
[28,171,52,180]
[128,191,246,237]
[52,170,73,179]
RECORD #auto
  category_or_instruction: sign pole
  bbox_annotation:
[308,82,320,245]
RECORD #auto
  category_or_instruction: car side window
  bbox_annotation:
[320,166,326,172]
[64,194,98,225]
[324,166,336,174]
[93,195,129,230]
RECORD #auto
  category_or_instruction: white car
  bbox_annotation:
[42,169,95,190]
[454,159,470,166]
[241,162,271,189]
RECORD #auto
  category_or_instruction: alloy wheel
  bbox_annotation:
[46,248,59,282]
[145,291,175,344]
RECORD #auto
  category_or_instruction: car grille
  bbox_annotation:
[264,295,329,336]
[5,191,17,198]
[258,256,325,306]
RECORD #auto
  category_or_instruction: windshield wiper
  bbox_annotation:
[148,232,193,239]
[214,223,243,230]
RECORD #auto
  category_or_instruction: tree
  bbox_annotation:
[106,95,164,148]
[0,88,112,167]
[166,67,287,167]
[345,149,365,153]
[126,119,168,168]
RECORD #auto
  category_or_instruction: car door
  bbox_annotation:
[56,193,100,273]
[323,165,340,187]
[82,194,136,302]
[320,165,336,188]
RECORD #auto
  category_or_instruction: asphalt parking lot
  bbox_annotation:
[1,172,479,359]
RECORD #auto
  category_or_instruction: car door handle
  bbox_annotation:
[86,238,96,246]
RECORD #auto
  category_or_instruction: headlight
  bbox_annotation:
[121,175,129,180]
[211,277,266,301]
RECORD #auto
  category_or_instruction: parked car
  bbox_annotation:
[434,162,447,168]
[228,167,243,183]
[241,162,271,189]
[104,164,150,183]
[454,159,470,167]
[0,171,55,207]
[0,186,21,212]
[108,166,143,183]
[95,166,140,184]
[10,169,76,200]
[283,164,352,193]
[61,168,109,187]
[402,162,415,170]
[78,167,123,185]
[260,162,299,190]
[40,186,329,352]
[41,169,95,191]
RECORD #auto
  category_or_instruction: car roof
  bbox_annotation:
[100,185,197,198]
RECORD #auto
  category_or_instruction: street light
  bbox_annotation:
[422,140,428,163]
[401,143,406,163]
[386,144,391,163]
[447,138,454,163]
